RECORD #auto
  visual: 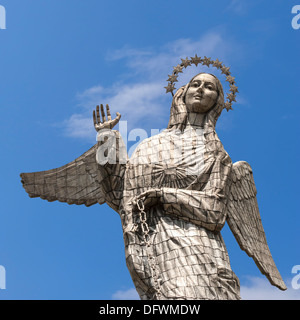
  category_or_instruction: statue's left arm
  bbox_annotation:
[160,187,227,232]
[136,155,231,233]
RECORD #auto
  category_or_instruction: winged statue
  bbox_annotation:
[20,57,286,300]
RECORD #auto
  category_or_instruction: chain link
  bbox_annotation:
[136,198,161,299]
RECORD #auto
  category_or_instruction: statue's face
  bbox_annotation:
[185,74,218,113]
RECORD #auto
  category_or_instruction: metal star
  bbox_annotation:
[230,84,239,93]
[227,92,236,102]
[181,57,191,68]
[221,66,231,75]
[224,101,233,111]
[190,54,202,66]
[213,59,223,69]
[164,82,176,94]
[202,56,212,67]
[167,74,178,82]
[226,75,235,84]
[173,65,184,74]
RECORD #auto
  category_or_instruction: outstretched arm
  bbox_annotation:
[92,104,127,209]
[92,104,127,165]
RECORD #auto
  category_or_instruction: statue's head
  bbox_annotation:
[167,72,225,131]
[184,73,224,114]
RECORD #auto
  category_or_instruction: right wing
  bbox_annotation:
[20,144,106,207]
[226,161,286,290]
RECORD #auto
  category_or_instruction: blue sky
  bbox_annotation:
[0,0,299,300]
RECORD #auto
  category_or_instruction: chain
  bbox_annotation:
[136,198,162,300]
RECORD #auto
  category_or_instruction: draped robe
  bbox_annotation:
[97,123,241,300]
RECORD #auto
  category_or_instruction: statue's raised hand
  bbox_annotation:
[93,104,121,132]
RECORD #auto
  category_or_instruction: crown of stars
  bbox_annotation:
[165,54,238,111]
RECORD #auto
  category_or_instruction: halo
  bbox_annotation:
[164,55,238,111]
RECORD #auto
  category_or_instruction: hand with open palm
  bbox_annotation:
[93,104,121,132]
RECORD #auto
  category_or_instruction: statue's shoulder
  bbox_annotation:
[132,129,170,155]
[141,128,171,144]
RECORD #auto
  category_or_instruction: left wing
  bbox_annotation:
[226,161,287,291]
[20,144,106,207]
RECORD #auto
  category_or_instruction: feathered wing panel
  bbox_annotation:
[226,161,287,291]
[20,144,106,207]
